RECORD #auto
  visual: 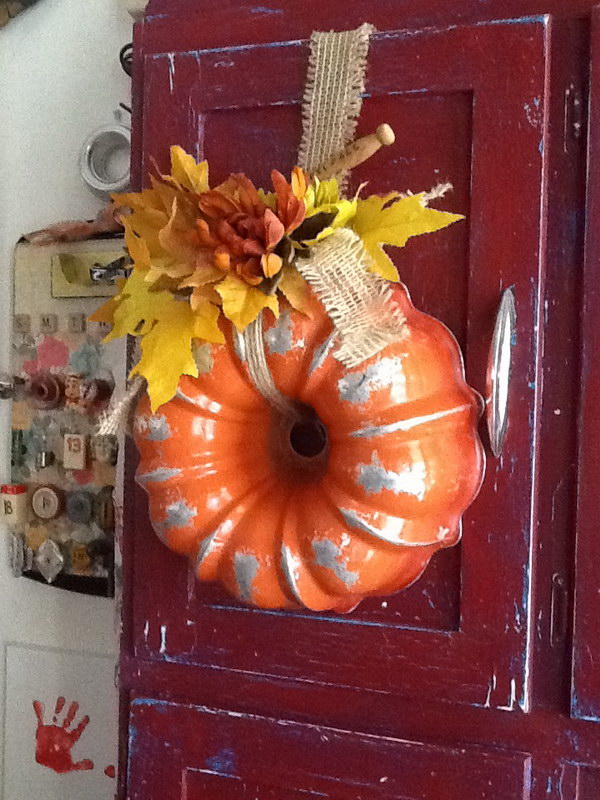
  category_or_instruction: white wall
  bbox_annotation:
[0,1,132,795]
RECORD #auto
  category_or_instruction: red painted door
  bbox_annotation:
[120,2,593,798]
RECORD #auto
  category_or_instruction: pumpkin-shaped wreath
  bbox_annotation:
[133,286,484,612]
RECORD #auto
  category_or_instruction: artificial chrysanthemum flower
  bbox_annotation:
[191,168,308,286]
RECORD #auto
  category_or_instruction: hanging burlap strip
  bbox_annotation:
[298,23,375,184]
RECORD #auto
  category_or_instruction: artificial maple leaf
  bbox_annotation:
[216,274,279,331]
[192,301,225,344]
[105,268,223,410]
[278,265,312,316]
[165,146,210,195]
[102,270,175,341]
[301,176,357,245]
[122,219,151,272]
[351,192,464,281]
[88,277,127,324]
[157,197,201,271]
[130,303,199,412]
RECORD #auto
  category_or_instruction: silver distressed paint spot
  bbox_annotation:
[136,414,171,441]
[357,452,426,499]
[147,415,171,441]
[265,309,293,355]
[312,539,358,587]
[165,499,197,528]
[235,552,260,602]
[196,518,235,569]
[137,467,182,483]
[337,357,406,404]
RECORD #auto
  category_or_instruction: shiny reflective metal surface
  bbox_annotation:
[487,288,517,457]
[80,123,131,198]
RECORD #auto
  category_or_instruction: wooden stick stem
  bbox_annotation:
[314,123,396,180]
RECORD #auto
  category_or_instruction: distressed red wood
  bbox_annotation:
[128,698,532,800]
[571,6,600,724]
[119,2,598,798]
[132,16,546,710]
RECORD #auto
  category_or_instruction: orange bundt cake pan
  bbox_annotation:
[133,285,485,613]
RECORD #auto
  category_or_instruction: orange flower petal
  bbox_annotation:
[197,218,219,247]
[199,191,239,218]
[231,173,265,216]
[261,252,283,278]
[237,258,264,285]
[291,167,309,200]
[214,246,232,272]
[263,207,285,250]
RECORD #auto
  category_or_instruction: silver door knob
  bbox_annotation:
[487,288,516,457]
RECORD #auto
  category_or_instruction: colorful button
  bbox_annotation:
[71,543,92,575]
[31,485,64,520]
[29,373,64,410]
[91,434,118,466]
[34,538,64,583]
[94,486,115,532]
[65,491,94,524]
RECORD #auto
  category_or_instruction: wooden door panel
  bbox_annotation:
[131,18,549,711]
[127,697,532,800]
[571,5,600,724]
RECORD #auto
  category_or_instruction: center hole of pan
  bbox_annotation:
[289,418,328,458]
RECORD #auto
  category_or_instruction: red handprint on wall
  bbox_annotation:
[32,697,95,774]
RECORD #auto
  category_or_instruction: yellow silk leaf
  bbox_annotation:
[192,301,225,343]
[126,207,169,258]
[314,177,342,206]
[123,219,151,272]
[112,189,164,214]
[149,176,180,214]
[257,189,277,210]
[190,284,223,311]
[158,198,200,272]
[167,146,209,195]
[88,277,127,325]
[303,198,358,246]
[103,269,174,342]
[278,265,312,316]
[216,274,279,332]
[352,192,464,281]
[130,303,199,412]
[179,264,224,289]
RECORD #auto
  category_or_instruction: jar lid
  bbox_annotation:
[1,484,27,495]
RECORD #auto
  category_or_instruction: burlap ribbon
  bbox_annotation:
[243,23,405,411]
